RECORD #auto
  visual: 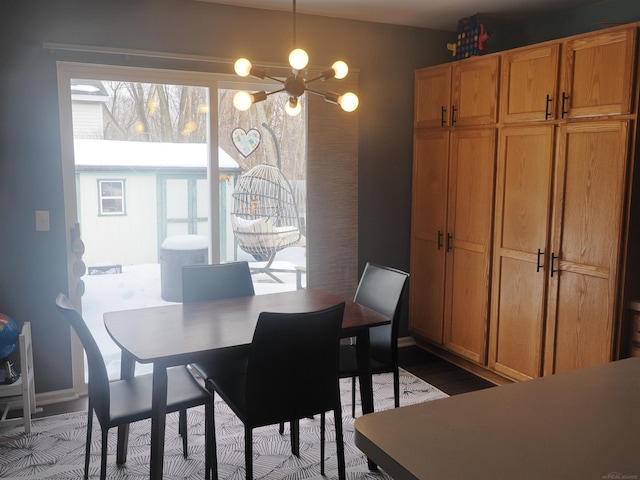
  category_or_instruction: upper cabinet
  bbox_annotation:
[415,55,499,129]
[560,27,637,118]
[451,56,500,126]
[415,65,452,129]
[500,27,637,123]
[500,44,560,123]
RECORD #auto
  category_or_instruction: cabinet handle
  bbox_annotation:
[545,94,552,119]
[536,248,544,272]
[550,252,558,277]
[561,92,569,118]
[441,106,447,126]
[437,230,443,250]
[451,105,457,125]
[447,233,453,252]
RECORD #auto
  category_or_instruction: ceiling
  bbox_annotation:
[198,0,603,31]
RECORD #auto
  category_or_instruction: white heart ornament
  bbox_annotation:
[232,128,261,157]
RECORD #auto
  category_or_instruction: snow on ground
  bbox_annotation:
[81,247,305,379]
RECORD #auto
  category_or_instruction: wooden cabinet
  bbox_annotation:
[560,27,637,118]
[412,23,640,383]
[489,125,556,381]
[451,56,499,127]
[500,28,637,123]
[414,56,499,129]
[410,127,496,361]
[489,121,630,380]
[544,121,630,375]
[409,129,449,342]
[415,65,452,129]
[500,44,560,123]
[443,128,496,363]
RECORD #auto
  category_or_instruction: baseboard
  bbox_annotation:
[413,338,513,386]
[397,336,416,348]
[34,388,81,407]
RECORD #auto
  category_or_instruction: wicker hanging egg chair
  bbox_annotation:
[231,163,302,262]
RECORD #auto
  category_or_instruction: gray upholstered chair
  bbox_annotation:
[55,293,214,480]
[340,263,409,417]
[206,303,347,480]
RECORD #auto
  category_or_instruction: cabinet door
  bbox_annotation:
[409,130,450,343]
[443,128,496,364]
[489,125,555,381]
[451,55,499,127]
[415,65,452,129]
[560,27,637,118]
[500,44,560,123]
[544,121,630,374]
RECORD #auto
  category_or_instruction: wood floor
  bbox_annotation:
[19,345,494,420]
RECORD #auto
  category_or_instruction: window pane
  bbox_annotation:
[101,198,123,214]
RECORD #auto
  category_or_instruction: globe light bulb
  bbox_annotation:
[332,61,349,79]
[285,98,302,116]
[289,48,309,70]
[339,92,359,112]
[234,58,252,77]
[233,91,253,111]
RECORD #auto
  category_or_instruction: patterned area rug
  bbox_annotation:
[0,370,448,479]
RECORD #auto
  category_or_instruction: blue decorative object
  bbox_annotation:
[449,15,489,60]
[0,313,19,360]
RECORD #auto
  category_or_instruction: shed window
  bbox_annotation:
[98,180,125,215]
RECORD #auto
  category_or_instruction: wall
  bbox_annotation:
[0,0,450,394]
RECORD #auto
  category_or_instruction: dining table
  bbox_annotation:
[104,288,390,479]
[354,357,640,480]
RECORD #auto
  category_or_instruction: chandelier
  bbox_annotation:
[232,0,359,117]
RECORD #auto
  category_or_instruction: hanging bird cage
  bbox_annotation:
[231,163,302,261]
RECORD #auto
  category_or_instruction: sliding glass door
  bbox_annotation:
[58,63,307,388]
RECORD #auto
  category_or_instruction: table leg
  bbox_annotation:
[116,352,136,465]
[355,329,378,471]
[150,365,168,479]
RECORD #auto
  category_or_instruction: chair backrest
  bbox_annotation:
[55,293,111,424]
[181,261,255,304]
[246,302,345,426]
[354,263,410,365]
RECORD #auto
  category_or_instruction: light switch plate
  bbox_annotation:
[35,210,50,231]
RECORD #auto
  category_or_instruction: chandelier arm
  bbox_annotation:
[265,75,286,84]
[265,87,287,96]
[304,87,325,97]
[304,74,326,84]
[292,0,297,48]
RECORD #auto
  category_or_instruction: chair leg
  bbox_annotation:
[84,407,93,480]
[393,368,400,409]
[279,421,285,435]
[290,419,300,457]
[206,400,217,480]
[179,409,188,458]
[351,376,356,418]
[100,428,109,480]
[244,425,253,480]
[320,412,326,475]
[334,403,346,480]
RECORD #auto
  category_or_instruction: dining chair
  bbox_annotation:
[340,262,409,417]
[55,293,214,480]
[181,261,255,380]
[181,261,255,304]
[206,303,347,480]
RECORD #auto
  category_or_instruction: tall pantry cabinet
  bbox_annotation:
[410,56,498,365]
[410,24,640,382]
